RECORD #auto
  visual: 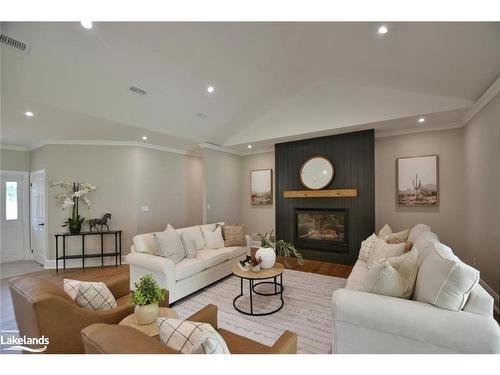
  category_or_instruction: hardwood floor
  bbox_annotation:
[0,257,353,335]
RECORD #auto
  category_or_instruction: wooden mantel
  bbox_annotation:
[283,189,358,198]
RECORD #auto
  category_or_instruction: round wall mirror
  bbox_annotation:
[300,156,334,190]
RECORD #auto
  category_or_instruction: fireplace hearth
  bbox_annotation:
[294,208,348,253]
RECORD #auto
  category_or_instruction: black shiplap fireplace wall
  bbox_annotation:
[275,130,375,265]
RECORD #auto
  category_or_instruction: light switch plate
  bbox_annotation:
[141,206,149,212]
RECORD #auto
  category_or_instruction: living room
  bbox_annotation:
[1,0,499,372]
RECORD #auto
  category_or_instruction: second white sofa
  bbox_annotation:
[331,224,500,353]
[126,222,250,303]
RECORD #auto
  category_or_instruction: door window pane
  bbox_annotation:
[6,181,18,221]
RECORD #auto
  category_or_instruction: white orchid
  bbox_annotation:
[51,181,97,210]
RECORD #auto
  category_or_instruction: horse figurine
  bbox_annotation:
[88,213,112,232]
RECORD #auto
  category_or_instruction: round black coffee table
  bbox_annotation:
[232,263,284,316]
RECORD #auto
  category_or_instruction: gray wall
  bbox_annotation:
[464,93,500,294]
[30,144,203,260]
[240,151,275,235]
[0,149,30,171]
[375,128,465,257]
[202,148,242,224]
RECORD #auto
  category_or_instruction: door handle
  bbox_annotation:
[38,223,45,226]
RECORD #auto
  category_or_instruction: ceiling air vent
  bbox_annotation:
[0,34,30,54]
[129,86,147,96]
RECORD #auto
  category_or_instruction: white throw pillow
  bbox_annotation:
[407,223,431,243]
[133,225,173,254]
[363,249,419,299]
[181,232,198,258]
[154,228,186,264]
[174,225,206,250]
[413,241,480,311]
[64,279,117,310]
[358,233,379,261]
[201,227,225,249]
[157,318,230,354]
[367,239,405,267]
[383,228,410,242]
[378,224,392,238]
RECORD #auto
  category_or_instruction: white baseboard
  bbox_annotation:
[44,256,128,270]
[480,279,499,316]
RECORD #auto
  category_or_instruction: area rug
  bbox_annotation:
[172,269,346,354]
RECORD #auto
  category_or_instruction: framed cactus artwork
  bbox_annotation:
[396,155,439,207]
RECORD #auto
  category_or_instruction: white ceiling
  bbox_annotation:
[1,22,499,152]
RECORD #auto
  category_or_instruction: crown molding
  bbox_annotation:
[463,75,500,126]
[198,142,275,157]
[0,144,30,151]
[375,122,463,139]
[29,139,200,157]
[198,142,244,156]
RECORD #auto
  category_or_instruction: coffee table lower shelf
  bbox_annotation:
[232,263,285,316]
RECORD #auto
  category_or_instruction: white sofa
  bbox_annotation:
[126,223,250,303]
[332,225,500,354]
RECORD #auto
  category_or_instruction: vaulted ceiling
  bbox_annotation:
[1,22,499,153]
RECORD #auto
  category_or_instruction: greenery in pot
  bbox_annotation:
[256,230,304,266]
[129,274,165,306]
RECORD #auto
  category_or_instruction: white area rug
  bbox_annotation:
[172,269,346,354]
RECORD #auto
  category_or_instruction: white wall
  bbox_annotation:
[240,151,275,235]
[375,128,466,256]
[0,149,30,171]
[202,148,242,224]
[463,93,500,294]
[30,144,203,261]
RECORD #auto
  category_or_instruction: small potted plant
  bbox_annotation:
[129,274,165,325]
[250,256,262,272]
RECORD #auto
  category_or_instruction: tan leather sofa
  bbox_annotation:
[9,275,169,354]
[81,304,297,354]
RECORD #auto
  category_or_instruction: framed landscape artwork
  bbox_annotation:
[396,155,439,207]
[250,169,273,206]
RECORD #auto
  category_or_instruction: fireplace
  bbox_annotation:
[294,208,348,253]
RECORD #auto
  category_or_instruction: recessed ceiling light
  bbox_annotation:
[247,145,252,149]
[207,86,215,94]
[81,21,93,29]
[25,111,34,117]
[142,136,148,140]
[418,117,426,123]
[378,25,388,35]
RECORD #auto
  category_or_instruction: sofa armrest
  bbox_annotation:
[105,275,130,299]
[126,252,175,275]
[270,330,297,354]
[186,304,218,329]
[81,323,174,354]
[332,288,500,353]
[463,284,494,316]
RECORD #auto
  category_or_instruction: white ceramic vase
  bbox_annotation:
[255,247,276,269]
[134,303,159,325]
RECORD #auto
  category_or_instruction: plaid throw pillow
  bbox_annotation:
[358,233,379,261]
[64,278,117,311]
[158,318,230,354]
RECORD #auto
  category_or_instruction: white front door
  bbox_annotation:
[0,171,29,263]
[30,170,47,265]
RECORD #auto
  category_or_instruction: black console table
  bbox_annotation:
[55,230,122,272]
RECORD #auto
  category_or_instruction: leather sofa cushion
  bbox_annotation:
[175,258,206,281]
[196,249,229,268]
[220,246,248,260]
[218,328,272,354]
